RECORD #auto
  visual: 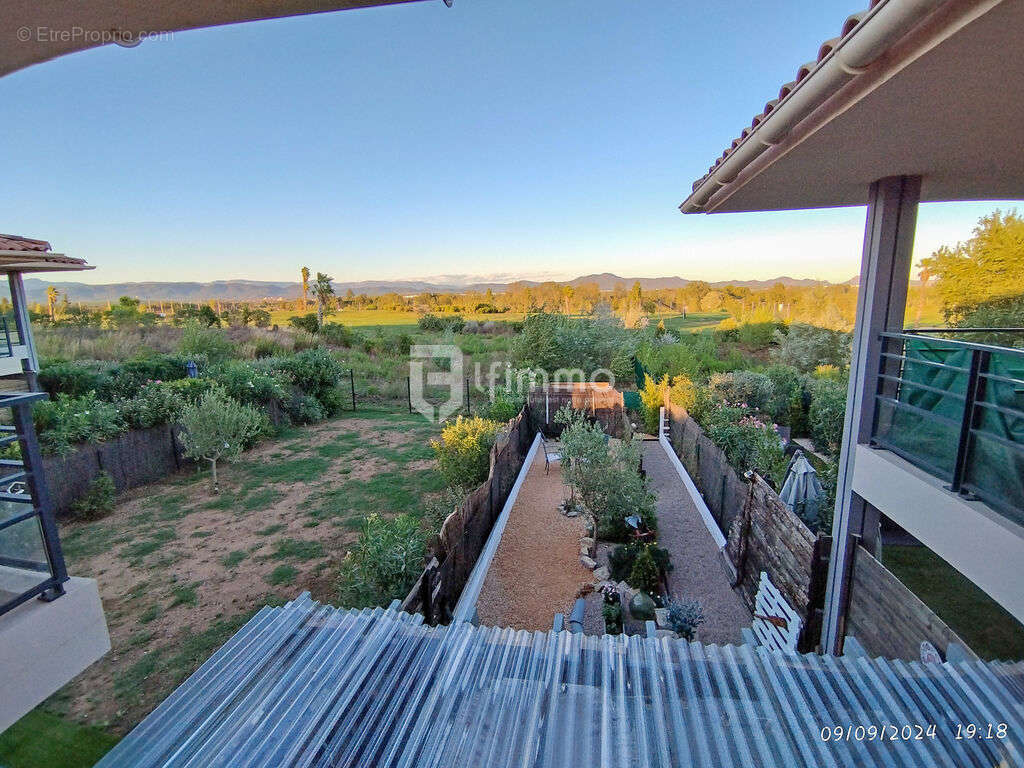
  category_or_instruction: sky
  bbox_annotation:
[0,0,1019,287]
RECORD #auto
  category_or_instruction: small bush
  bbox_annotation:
[318,322,354,347]
[627,547,661,594]
[337,513,428,608]
[286,393,327,424]
[707,370,774,414]
[289,313,320,334]
[608,542,672,583]
[70,472,116,521]
[771,324,851,372]
[638,374,666,434]
[120,381,186,429]
[431,416,502,489]
[180,321,236,363]
[737,321,782,349]
[208,360,288,406]
[39,360,109,398]
[271,348,346,403]
[807,378,847,456]
[34,393,127,455]
[666,598,706,640]
[702,403,788,486]
[764,364,806,430]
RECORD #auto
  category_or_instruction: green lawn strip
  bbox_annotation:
[0,709,119,768]
[884,545,1024,660]
[305,469,442,524]
[147,491,195,521]
[265,565,298,585]
[60,522,132,563]
[118,526,178,564]
[220,550,248,568]
[239,487,285,512]
[168,582,200,608]
[246,457,329,484]
[266,538,325,562]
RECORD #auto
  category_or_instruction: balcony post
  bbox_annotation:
[8,271,40,389]
[822,175,920,655]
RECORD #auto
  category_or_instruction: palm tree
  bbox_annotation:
[301,266,310,310]
[314,272,334,328]
[46,285,58,321]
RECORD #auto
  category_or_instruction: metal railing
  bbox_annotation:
[0,316,14,357]
[870,331,1024,525]
[0,393,68,618]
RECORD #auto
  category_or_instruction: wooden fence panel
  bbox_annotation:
[846,544,978,661]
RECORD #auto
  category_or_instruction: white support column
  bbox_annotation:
[821,176,920,655]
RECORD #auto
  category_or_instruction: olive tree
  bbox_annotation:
[179,386,265,492]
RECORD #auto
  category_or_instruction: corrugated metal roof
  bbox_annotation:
[97,593,1024,768]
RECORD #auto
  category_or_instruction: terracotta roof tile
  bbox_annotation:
[0,234,51,252]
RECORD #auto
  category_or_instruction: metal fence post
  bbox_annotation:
[950,348,984,493]
[349,369,356,412]
[407,376,412,413]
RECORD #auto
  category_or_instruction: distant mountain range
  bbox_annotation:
[27,273,841,304]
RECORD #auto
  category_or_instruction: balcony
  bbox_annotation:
[0,391,109,732]
[870,331,1024,525]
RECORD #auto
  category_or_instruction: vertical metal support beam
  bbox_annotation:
[822,176,920,655]
[8,271,39,388]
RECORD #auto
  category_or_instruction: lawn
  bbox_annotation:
[268,307,527,331]
[12,407,445,765]
[883,544,1024,660]
[0,710,119,768]
[655,311,729,334]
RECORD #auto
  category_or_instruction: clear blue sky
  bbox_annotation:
[0,0,1017,286]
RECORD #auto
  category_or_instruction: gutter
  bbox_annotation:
[680,0,949,213]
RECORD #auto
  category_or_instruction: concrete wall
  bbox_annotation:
[0,577,110,732]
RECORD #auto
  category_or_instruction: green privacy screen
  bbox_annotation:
[872,337,1024,525]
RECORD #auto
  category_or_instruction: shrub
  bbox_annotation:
[120,381,186,429]
[318,322,355,347]
[764,364,806,430]
[771,323,851,372]
[179,387,268,492]
[34,393,127,455]
[627,547,661,594]
[638,374,666,434]
[39,360,109,398]
[608,542,672,583]
[431,416,502,489]
[713,316,740,342]
[180,321,236,363]
[208,360,288,406]
[417,313,445,332]
[252,337,286,358]
[707,370,774,414]
[69,472,116,521]
[285,393,327,424]
[512,310,635,377]
[271,348,346,404]
[702,403,788,486]
[807,378,848,456]
[289,313,320,334]
[665,598,706,640]
[737,321,782,349]
[337,513,428,608]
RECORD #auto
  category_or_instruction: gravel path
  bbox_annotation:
[475,449,592,631]
[642,440,752,645]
